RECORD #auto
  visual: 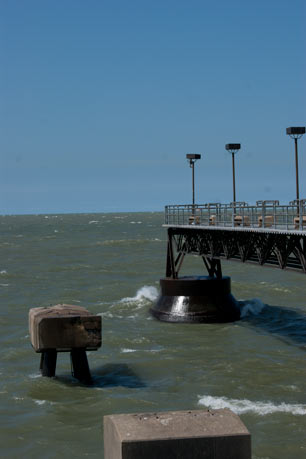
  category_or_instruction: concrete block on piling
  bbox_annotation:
[29,304,101,352]
[104,409,251,459]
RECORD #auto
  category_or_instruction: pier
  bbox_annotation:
[164,200,306,273]
[151,200,306,323]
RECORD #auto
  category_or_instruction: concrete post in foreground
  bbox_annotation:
[29,304,101,383]
[104,409,251,459]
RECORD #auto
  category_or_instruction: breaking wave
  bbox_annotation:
[239,298,266,318]
[198,395,306,416]
[120,286,159,304]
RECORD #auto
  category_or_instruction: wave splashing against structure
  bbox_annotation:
[120,286,159,305]
[239,298,266,318]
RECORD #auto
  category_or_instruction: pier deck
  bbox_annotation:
[163,201,306,275]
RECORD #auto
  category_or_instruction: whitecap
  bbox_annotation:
[121,348,136,353]
[0,283,10,287]
[0,270,7,274]
[89,220,99,224]
[100,312,114,318]
[239,298,265,318]
[120,286,159,304]
[29,373,41,379]
[34,400,46,405]
[198,395,306,416]
[274,287,291,293]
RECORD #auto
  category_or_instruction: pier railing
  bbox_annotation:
[165,200,306,231]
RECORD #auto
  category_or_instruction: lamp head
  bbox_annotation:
[186,154,201,160]
[286,127,305,139]
[225,144,241,154]
[186,153,201,166]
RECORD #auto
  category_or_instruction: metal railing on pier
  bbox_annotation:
[165,200,306,232]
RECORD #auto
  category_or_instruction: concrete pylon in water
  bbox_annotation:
[150,228,240,323]
[150,276,240,323]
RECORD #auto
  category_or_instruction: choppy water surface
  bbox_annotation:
[0,212,306,458]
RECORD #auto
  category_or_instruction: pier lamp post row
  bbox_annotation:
[186,154,201,207]
[184,128,305,212]
[225,144,241,204]
[286,127,306,203]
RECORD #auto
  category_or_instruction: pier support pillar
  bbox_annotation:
[150,276,240,323]
[70,348,92,384]
[40,349,57,377]
[29,304,101,383]
[104,409,251,459]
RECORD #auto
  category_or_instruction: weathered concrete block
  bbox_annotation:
[29,304,101,352]
[104,409,251,459]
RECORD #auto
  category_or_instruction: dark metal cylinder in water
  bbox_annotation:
[150,276,240,323]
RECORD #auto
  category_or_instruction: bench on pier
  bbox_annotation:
[294,216,306,229]
[258,215,274,228]
[234,215,250,227]
[29,304,101,383]
[189,215,201,225]
[209,215,250,227]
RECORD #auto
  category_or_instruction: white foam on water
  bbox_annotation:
[99,312,114,318]
[121,348,136,353]
[34,400,46,405]
[0,270,7,274]
[198,395,306,416]
[29,373,41,379]
[89,220,99,224]
[239,298,266,318]
[0,283,10,287]
[274,287,291,293]
[120,285,159,304]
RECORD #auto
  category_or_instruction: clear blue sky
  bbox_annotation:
[1,0,305,214]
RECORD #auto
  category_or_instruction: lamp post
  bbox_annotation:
[286,127,305,203]
[225,144,241,204]
[186,154,201,207]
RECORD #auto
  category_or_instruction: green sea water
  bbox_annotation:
[0,212,305,458]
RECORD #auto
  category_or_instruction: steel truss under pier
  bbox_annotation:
[165,226,306,277]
